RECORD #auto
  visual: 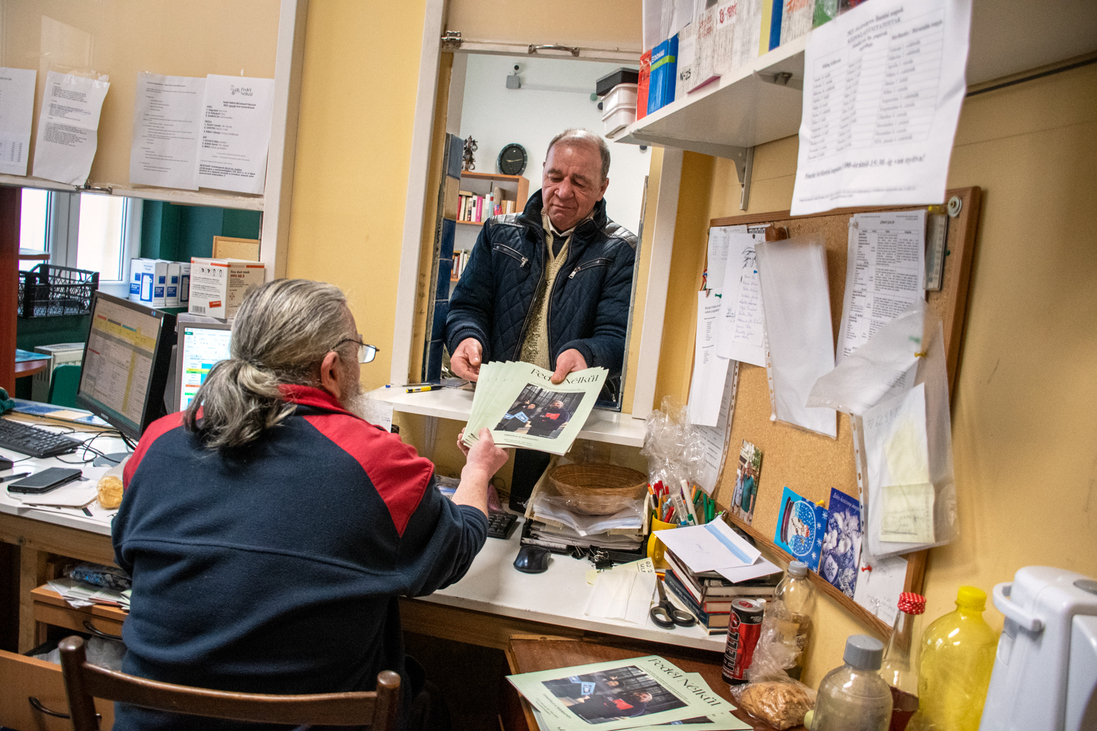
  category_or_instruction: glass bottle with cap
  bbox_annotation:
[808,634,893,731]
[907,586,998,731]
[879,592,926,731]
[773,559,816,680]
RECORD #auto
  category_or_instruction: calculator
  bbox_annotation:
[487,511,519,540]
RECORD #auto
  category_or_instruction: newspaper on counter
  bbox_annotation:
[463,361,607,456]
[508,655,749,730]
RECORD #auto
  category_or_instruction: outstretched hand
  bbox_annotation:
[450,338,483,382]
[550,348,588,384]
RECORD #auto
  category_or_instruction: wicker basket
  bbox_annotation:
[547,463,648,516]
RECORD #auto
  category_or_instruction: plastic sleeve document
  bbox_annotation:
[790,0,972,215]
[198,75,275,195]
[32,71,110,185]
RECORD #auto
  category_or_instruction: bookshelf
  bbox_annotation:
[451,171,529,282]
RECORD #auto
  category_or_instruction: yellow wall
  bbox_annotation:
[286,0,427,390]
[659,62,1097,685]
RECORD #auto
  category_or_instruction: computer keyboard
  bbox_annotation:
[0,418,82,459]
[487,511,519,540]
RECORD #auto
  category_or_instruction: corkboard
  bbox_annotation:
[708,187,981,638]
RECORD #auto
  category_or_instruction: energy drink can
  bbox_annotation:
[722,598,765,684]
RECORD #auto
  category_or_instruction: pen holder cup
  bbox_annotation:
[647,518,678,570]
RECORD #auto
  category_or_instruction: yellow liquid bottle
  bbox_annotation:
[908,586,998,731]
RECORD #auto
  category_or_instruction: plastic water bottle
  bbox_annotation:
[773,559,816,680]
[908,586,998,731]
[810,634,892,731]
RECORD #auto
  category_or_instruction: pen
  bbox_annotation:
[1,472,30,483]
[405,385,437,393]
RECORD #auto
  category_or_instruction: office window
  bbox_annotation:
[18,189,141,297]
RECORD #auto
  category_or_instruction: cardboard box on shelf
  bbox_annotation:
[188,258,266,320]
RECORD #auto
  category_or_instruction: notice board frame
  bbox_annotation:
[708,186,981,638]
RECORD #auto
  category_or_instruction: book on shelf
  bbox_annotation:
[662,570,730,633]
[663,548,782,597]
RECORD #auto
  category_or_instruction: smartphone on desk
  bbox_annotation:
[7,467,82,494]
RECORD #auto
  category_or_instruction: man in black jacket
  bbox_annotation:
[445,129,636,389]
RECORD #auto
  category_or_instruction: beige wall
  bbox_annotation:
[659,62,1097,685]
[286,1,427,390]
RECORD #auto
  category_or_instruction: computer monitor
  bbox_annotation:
[76,291,177,441]
[175,320,233,412]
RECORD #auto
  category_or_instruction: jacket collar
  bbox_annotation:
[278,384,356,417]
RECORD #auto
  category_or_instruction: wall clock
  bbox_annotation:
[497,143,527,176]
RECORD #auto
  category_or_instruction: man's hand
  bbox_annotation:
[550,348,588,384]
[450,338,483,382]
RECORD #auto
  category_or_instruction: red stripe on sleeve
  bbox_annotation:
[303,413,434,537]
[123,412,186,489]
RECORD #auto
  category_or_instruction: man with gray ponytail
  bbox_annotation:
[112,279,508,730]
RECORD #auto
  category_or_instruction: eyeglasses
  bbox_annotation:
[334,335,379,364]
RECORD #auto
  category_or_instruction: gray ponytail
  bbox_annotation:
[185,279,353,450]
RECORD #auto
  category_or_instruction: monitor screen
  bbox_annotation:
[176,321,233,412]
[76,291,176,440]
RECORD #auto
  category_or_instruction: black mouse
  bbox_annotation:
[513,545,551,574]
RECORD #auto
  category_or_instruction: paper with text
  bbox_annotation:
[716,228,768,367]
[695,361,739,494]
[130,73,205,190]
[687,291,730,427]
[0,68,36,175]
[853,553,908,626]
[198,75,275,194]
[706,225,730,291]
[880,483,935,542]
[837,211,926,362]
[32,71,110,185]
[585,558,657,624]
[791,0,972,215]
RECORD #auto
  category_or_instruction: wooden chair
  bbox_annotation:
[59,636,401,730]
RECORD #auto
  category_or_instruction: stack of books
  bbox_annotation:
[662,549,782,634]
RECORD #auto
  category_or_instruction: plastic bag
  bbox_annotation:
[34,636,126,671]
[807,301,959,558]
[640,396,706,489]
[730,679,816,730]
[749,597,805,682]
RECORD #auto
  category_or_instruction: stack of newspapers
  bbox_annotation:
[507,655,751,730]
[462,361,607,456]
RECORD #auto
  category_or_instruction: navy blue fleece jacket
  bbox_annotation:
[112,385,487,730]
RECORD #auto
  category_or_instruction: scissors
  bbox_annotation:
[649,579,697,629]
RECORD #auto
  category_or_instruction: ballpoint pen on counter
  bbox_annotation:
[404,385,437,393]
[1,472,31,483]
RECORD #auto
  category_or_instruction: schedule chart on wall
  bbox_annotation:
[791,0,971,214]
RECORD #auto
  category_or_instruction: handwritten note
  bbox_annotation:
[716,227,768,367]
[791,0,972,215]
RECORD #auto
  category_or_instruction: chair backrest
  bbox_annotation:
[48,364,82,408]
[59,636,401,731]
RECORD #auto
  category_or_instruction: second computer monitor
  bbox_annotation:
[176,321,233,413]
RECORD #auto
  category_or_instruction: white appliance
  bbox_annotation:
[979,566,1097,731]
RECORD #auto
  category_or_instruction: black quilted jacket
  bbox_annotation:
[445,190,636,377]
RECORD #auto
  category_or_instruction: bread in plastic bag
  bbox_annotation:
[732,679,816,730]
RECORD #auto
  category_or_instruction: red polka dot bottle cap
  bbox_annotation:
[897,592,926,615]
